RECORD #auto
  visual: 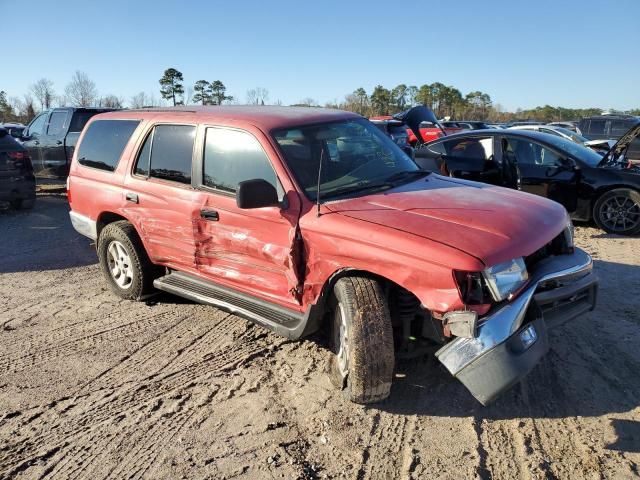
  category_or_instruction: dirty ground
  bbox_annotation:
[0,194,639,479]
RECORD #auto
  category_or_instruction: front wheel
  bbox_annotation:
[593,188,640,235]
[328,276,395,404]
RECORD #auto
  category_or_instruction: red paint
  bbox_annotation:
[69,107,567,318]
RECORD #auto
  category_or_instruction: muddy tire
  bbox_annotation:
[593,188,640,235]
[97,221,159,300]
[328,276,395,404]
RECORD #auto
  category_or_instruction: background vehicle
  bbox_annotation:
[578,114,640,161]
[68,106,597,406]
[441,120,492,130]
[509,124,615,153]
[0,127,35,210]
[1,123,26,140]
[369,118,414,158]
[21,107,117,178]
[547,121,581,134]
[417,123,640,235]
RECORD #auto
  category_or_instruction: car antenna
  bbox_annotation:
[316,145,325,217]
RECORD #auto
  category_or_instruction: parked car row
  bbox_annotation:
[66,106,598,406]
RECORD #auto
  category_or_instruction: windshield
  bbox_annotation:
[273,118,421,201]
[541,133,604,167]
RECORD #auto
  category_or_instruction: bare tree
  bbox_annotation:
[65,71,98,107]
[130,92,148,108]
[246,87,269,105]
[297,97,318,107]
[99,95,124,108]
[30,78,55,110]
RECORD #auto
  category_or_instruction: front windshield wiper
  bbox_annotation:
[384,170,429,184]
[322,181,395,200]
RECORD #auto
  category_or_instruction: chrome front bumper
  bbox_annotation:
[436,247,597,404]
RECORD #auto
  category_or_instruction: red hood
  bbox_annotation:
[325,175,568,267]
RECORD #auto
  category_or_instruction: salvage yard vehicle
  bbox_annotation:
[21,107,117,178]
[417,122,640,235]
[508,124,615,153]
[0,127,35,209]
[68,106,598,405]
[578,114,640,162]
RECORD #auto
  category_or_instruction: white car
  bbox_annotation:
[508,124,615,154]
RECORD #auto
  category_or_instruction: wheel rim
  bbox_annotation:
[599,195,640,233]
[334,303,349,378]
[106,240,134,289]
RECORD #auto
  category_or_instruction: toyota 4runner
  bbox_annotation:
[68,106,598,405]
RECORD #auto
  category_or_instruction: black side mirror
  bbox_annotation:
[236,179,279,209]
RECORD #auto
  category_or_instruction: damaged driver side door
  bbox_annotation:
[193,126,304,310]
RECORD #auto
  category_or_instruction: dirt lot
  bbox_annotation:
[1,193,639,479]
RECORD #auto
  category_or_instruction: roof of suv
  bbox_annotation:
[95,106,360,131]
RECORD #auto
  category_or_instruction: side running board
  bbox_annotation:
[154,271,308,340]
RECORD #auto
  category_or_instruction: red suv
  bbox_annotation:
[68,107,598,405]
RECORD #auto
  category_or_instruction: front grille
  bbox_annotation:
[525,231,570,270]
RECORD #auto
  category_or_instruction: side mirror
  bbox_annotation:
[236,179,279,209]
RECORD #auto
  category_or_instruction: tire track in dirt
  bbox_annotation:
[0,316,280,479]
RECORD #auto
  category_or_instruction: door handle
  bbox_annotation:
[125,192,139,203]
[200,209,219,221]
[56,140,63,145]
[34,141,40,145]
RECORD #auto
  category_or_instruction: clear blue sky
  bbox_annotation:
[3,0,639,111]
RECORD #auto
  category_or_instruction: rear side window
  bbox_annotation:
[46,111,68,136]
[611,120,632,137]
[588,120,606,135]
[77,120,140,172]
[203,127,278,194]
[134,124,195,184]
[70,111,99,132]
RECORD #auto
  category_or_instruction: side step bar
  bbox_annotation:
[154,271,309,340]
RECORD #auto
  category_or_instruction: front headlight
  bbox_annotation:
[564,219,574,250]
[483,257,529,302]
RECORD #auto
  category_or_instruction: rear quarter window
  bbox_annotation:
[77,120,140,172]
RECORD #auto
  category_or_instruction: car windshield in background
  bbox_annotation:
[273,118,422,201]
[553,126,589,143]
[542,133,604,166]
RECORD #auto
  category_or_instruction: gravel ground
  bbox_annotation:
[0,194,639,479]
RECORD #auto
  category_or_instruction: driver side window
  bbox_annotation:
[27,113,48,137]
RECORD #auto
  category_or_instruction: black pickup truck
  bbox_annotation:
[21,107,117,178]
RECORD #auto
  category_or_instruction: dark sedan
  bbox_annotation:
[415,123,640,235]
[0,127,36,209]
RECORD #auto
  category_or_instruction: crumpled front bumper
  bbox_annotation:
[436,247,597,405]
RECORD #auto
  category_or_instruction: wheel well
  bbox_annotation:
[96,212,129,238]
[313,269,433,342]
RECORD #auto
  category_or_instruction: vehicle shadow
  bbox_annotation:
[0,195,97,274]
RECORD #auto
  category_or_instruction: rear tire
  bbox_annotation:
[97,220,160,300]
[328,276,395,404]
[593,188,640,235]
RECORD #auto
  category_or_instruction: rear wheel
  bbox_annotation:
[593,188,640,235]
[97,221,160,300]
[328,276,395,404]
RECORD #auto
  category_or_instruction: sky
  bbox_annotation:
[2,0,639,111]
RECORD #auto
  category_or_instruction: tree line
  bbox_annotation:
[1,67,638,125]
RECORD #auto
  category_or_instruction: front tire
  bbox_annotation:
[97,221,159,300]
[328,276,395,404]
[593,188,640,235]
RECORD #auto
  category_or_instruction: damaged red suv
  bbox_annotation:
[68,106,598,405]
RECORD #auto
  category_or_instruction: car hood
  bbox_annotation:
[325,175,568,267]
[599,120,640,166]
